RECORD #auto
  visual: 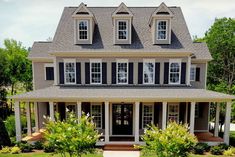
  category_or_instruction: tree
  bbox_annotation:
[0,118,11,149]
[140,122,197,157]
[44,112,101,157]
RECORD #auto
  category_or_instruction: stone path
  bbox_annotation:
[103,151,140,157]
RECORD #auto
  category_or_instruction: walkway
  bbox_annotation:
[103,151,140,157]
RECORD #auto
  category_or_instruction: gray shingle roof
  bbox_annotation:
[29,6,212,60]
[11,86,235,102]
[29,41,52,58]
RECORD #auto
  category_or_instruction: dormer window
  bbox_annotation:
[118,20,128,40]
[78,20,88,40]
[157,20,167,40]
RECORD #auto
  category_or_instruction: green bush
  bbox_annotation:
[33,140,44,150]
[10,146,21,154]
[140,122,198,157]
[0,118,11,148]
[43,142,54,153]
[210,145,224,155]
[218,143,229,150]
[193,143,210,154]
[0,146,11,154]
[4,115,27,137]
[16,141,33,153]
[223,148,234,156]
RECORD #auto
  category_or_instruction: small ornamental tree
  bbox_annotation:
[141,122,197,157]
[44,112,101,157]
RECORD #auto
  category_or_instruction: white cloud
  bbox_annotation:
[0,0,234,47]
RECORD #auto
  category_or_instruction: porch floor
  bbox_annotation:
[195,132,224,143]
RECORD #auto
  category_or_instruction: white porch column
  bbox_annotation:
[190,102,196,134]
[162,102,167,130]
[77,101,82,121]
[105,101,109,143]
[34,102,39,132]
[186,56,191,86]
[26,102,32,136]
[214,103,220,137]
[49,101,55,121]
[224,101,232,145]
[135,102,140,143]
[14,101,22,141]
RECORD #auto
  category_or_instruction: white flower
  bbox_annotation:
[66,107,70,112]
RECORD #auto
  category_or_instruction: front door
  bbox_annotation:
[112,104,133,135]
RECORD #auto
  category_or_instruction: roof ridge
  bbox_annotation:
[67,6,179,8]
[35,41,52,43]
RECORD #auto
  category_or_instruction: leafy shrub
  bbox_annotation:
[141,122,198,157]
[4,115,27,137]
[218,143,229,150]
[0,146,11,154]
[0,118,11,148]
[44,112,101,157]
[16,141,33,153]
[193,143,210,154]
[43,142,54,153]
[10,146,21,154]
[223,148,234,156]
[33,141,44,150]
[210,145,224,155]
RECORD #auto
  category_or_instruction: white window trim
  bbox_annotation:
[78,19,89,41]
[142,103,154,129]
[190,64,196,81]
[167,103,179,123]
[91,103,102,129]
[117,20,128,41]
[44,63,54,81]
[64,59,76,85]
[143,59,155,85]
[169,59,181,85]
[65,103,77,118]
[116,59,129,84]
[156,20,168,40]
[90,59,102,85]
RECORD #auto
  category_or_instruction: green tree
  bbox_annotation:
[44,112,101,157]
[140,122,197,157]
[0,48,9,101]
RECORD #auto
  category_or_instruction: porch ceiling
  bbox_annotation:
[11,86,235,102]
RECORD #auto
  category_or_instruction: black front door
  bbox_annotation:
[112,104,133,135]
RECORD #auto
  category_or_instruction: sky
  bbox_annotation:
[0,0,234,48]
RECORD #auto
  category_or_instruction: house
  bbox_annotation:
[12,2,235,145]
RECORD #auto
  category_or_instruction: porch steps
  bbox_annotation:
[103,144,140,151]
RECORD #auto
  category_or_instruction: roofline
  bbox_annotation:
[28,57,53,62]
[66,6,179,8]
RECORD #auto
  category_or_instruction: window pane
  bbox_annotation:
[169,62,180,84]
[168,104,179,123]
[78,20,88,40]
[65,62,76,84]
[157,21,167,40]
[118,21,127,39]
[143,105,153,128]
[143,62,154,84]
[117,62,128,83]
[190,66,196,81]
[91,105,102,128]
[91,62,101,84]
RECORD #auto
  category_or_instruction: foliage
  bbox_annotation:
[10,146,21,154]
[43,142,55,153]
[223,147,235,156]
[5,115,27,137]
[44,112,101,157]
[0,146,11,154]
[210,145,224,155]
[218,143,229,150]
[16,141,33,153]
[192,143,210,155]
[140,122,198,157]
[33,141,44,150]
[0,118,11,148]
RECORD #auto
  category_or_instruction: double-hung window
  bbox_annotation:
[156,20,167,40]
[143,60,155,84]
[168,104,179,123]
[91,104,102,129]
[117,60,128,84]
[142,103,154,128]
[64,59,76,84]
[90,60,102,84]
[190,65,196,81]
[78,20,88,40]
[169,59,181,84]
[117,20,128,40]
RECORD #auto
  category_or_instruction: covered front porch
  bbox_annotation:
[12,86,235,145]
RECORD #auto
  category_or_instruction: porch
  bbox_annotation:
[12,86,235,145]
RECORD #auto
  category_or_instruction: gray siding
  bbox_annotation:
[33,62,54,90]
[190,63,207,89]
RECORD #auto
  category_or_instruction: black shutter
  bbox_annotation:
[181,62,186,84]
[85,62,90,84]
[102,103,105,129]
[59,62,64,84]
[46,67,54,80]
[82,102,91,115]
[138,63,143,84]
[112,62,116,84]
[199,103,203,118]
[128,62,133,84]
[179,102,186,123]
[76,62,81,84]
[164,62,169,84]
[155,62,160,84]
[154,103,159,125]
[58,102,65,121]
[196,67,200,81]
[139,103,142,129]
[102,62,107,84]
